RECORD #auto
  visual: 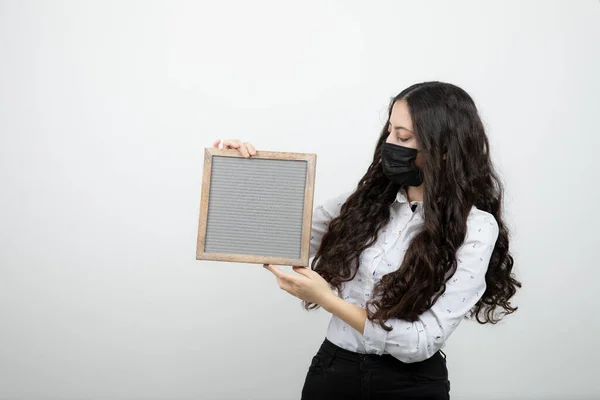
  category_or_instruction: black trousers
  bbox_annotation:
[301,338,450,400]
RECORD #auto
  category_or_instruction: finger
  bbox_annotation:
[244,142,257,156]
[265,265,302,287]
[292,266,312,278]
[212,139,221,148]
[264,264,285,279]
[223,139,250,158]
[237,142,250,158]
[223,139,241,150]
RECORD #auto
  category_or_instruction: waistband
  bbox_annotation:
[318,337,447,376]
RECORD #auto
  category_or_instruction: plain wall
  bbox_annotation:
[1,1,599,399]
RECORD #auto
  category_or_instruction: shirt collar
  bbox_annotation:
[394,187,424,213]
[394,187,408,204]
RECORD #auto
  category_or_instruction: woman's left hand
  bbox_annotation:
[263,264,335,306]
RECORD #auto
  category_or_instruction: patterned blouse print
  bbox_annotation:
[309,188,499,363]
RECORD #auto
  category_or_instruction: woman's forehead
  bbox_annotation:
[389,101,413,131]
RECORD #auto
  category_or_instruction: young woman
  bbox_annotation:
[212,81,521,400]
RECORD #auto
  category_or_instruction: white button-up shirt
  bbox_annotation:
[309,188,499,363]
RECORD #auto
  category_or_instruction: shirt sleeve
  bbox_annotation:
[362,209,500,363]
[309,190,353,260]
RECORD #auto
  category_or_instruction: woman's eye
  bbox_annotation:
[398,137,410,142]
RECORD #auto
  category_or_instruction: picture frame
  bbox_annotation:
[196,147,317,266]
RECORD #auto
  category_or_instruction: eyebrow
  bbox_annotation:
[391,125,414,133]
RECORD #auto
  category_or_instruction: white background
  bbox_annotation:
[1,1,599,399]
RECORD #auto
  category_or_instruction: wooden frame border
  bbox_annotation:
[196,147,317,266]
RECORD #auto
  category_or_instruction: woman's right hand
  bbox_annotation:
[212,139,257,158]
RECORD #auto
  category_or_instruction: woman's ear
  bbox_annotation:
[443,152,447,160]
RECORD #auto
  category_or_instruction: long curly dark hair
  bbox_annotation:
[305,81,521,330]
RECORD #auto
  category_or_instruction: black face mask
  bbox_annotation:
[381,142,423,187]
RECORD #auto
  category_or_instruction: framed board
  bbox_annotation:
[196,147,317,266]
